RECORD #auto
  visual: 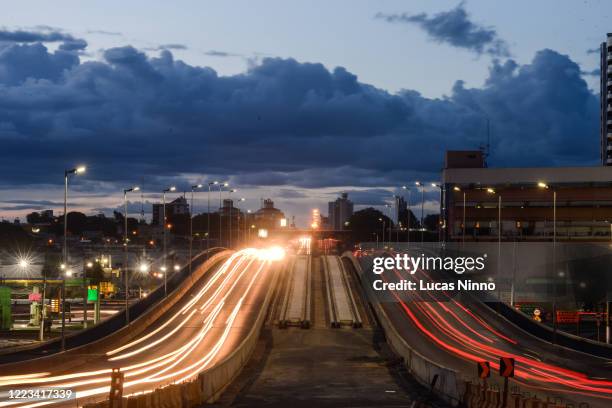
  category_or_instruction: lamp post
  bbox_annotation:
[245,210,252,244]
[538,181,559,344]
[62,165,85,350]
[453,186,466,246]
[235,198,246,246]
[227,189,237,248]
[207,181,218,255]
[432,183,444,243]
[379,217,385,249]
[401,185,412,246]
[162,186,176,296]
[218,182,228,247]
[190,184,203,275]
[486,187,502,301]
[415,181,424,243]
[123,186,139,324]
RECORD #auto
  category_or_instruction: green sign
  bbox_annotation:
[87,288,98,302]
[0,286,11,330]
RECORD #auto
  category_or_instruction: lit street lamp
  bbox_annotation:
[415,181,424,243]
[538,181,560,344]
[162,186,176,296]
[453,186,466,245]
[62,165,85,350]
[228,189,237,248]
[401,185,412,247]
[190,184,203,275]
[218,182,229,247]
[123,186,140,324]
[432,183,445,243]
[207,181,219,256]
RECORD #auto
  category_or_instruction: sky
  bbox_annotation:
[0,0,607,226]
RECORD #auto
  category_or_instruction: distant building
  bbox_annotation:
[152,196,189,226]
[328,193,353,230]
[601,34,612,165]
[254,199,285,229]
[218,199,242,217]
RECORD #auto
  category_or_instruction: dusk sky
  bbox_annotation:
[0,0,608,225]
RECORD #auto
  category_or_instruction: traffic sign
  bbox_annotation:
[499,357,515,377]
[87,288,98,302]
[477,361,490,378]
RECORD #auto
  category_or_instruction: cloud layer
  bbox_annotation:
[0,30,599,198]
[377,3,509,57]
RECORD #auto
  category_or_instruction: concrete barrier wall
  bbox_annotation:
[342,252,465,406]
[83,259,281,408]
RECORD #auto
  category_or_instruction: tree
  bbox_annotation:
[347,208,393,243]
[66,212,87,235]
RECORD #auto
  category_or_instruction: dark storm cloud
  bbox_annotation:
[0,41,598,193]
[0,28,78,43]
[376,3,509,57]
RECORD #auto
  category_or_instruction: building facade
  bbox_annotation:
[328,193,353,230]
[152,196,189,226]
[442,155,612,242]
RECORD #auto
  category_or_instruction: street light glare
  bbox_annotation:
[486,188,495,194]
[453,186,461,192]
[75,166,86,174]
[169,186,176,192]
[133,186,140,191]
[538,182,549,189]
[415,181,421,186]
[18,259,29,269]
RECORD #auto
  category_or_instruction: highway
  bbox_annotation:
[0,247,283,408]
[358,250,612,408]
[323,256,361,328]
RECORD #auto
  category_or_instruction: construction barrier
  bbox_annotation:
[83,258,280,408]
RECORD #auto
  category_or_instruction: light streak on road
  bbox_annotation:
[379,251,612,404]
[0,247,282,408]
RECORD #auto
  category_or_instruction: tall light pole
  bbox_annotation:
[218,182,228,247]
[379,217,385,249]
[189,184,203,275]
[384,204,392,244]
[538,181,559,344]
[228,189,237,248]
[62,165,85,350]
[402,185,412,247]
[207,181,218,254]
[245,209,251,244]
[453,186,466,246]
[123,186,140,324]
[487,187,503,304]
[235,197,246,246]
[415,181,424,243]
[162,186,176,296]
[432,183,444,243]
